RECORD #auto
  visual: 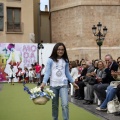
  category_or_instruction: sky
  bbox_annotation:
[40,0,49,11]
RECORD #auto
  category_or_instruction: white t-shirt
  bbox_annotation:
[29,70,34,77]
[41,67,45,76]
[50,59,68,87]
[70,67,79,81]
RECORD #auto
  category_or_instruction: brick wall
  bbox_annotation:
[50,0,120,61]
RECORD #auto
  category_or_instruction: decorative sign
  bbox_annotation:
[0,43,37,82]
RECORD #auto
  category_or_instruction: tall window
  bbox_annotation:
[0,3,4,31]
[7,7,21,32]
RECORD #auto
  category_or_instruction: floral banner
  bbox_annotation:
[0,43,37,82]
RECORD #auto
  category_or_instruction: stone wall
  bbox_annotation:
[50,0,120,61]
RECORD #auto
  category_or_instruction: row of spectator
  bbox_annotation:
[69,54,120,115]
[7,62,45,84]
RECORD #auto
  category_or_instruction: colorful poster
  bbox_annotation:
[0,43,37,82]
[22,44,37,68]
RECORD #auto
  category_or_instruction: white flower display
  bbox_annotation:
[44,88,55,99]
[30,87,41,94]
[24,85,55,100]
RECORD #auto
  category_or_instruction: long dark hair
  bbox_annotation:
[50,42,69,62]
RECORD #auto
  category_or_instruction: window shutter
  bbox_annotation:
[0,3,4,31]
[0,3,3,16]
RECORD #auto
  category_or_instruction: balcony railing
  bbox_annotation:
[5,22,24,33]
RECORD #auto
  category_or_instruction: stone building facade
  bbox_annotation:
[40,10,50,43]
[0,0,40,43]
[50,0,120,61]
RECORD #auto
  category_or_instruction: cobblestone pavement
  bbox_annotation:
[69,96,120,120]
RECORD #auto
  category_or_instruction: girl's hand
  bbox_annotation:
[40,83,46,90]
[72,82,79,89]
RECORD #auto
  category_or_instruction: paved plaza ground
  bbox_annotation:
[69,96,120,120]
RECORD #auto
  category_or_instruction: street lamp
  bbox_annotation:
[38,41,44,64]
[92,22,108,59]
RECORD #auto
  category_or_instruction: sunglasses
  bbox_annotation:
[82,64,86,65]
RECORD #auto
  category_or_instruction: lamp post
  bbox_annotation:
[38,41,44,64]
[92,22,108,59]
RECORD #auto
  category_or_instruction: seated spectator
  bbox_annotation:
[69,62,73,72]
[116,84,120,102]
[83,60,106,105]
[70,61,79,96]
[75,59,79,65]
[94,54,118,104]
[78,59,86,75]
[75,60,95,100]
[70,61,79,79]
[77,63,83,76]
[75,62,87,99]
[114,84,120,116]
[96,56,120,111]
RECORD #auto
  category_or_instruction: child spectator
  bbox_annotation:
[41,64,45,83]
[29,67,35,83]
[8,65,15,85]
[16,68,24,83]
[24,67,29,83]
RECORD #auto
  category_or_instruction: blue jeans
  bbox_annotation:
[100,85,117,109]
[50,85,69,120]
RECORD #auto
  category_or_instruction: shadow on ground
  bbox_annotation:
[69,96,120,120]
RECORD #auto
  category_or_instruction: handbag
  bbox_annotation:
[107,99,120,113]
[88,77,97,85]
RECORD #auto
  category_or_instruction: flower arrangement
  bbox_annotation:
[23,84,55,105]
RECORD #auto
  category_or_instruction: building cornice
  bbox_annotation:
[50,2,120,12]
[67,47,120,50]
